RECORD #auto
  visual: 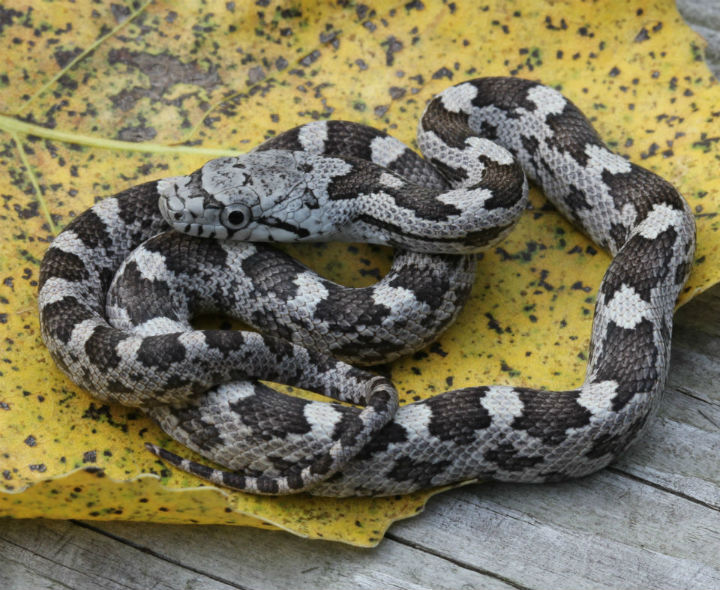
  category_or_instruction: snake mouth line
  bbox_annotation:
[260,218,311,239]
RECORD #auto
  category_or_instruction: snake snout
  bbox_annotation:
[157,176,190,224]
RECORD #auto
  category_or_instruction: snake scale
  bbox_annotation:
[38,77,696,497]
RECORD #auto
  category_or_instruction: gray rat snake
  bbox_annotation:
[38,77,696,496]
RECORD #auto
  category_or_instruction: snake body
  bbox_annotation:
[38,77,695,496]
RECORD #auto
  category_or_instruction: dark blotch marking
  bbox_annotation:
[310,452,334,476]
[353,421,408,461]
[460,223,513,248]
[427,387,491,445]
[602,164,686,226]
[110,260,176,326]
[469,77,542,116]
[84,325,127,370]
[38,248,89,290]
[511,387,591,445]
[484,442,545,471]
[187,461,215,480]
[256,126,304,151]
[327,158,462,221]
[221,470,247,489]
[330,404,365,447]
[228,382,312,440]
[429,157,469,185]
[313,281,391,325]
[476,157,526,210]
[41,297,95,345]
[261,334,297,366]
[68,209,114,251]
[367,380,394,410]
[585,413,648,460]
[136,333,186,371]
[284,471,305,490]
[166,403,223,452]
[163,374,192,392]
[521,133,540,156]
[387,149,448,189]
[387,456,452,488]
[421,98,473,149]
[116,181,166,226]
[250,309,294,342]
[144,231,228,276]
[256,477,280,494]
[609,222,628,249]
[563,183,593,220]
[259,121,447,188]
[107,380,133,394]
[674,258,692,286]
[544,103,605,166]
[203,330,245,355]
[600,227,677,302]
[592,318,660,411]
[112,181,171,252]
[116,180,170,228]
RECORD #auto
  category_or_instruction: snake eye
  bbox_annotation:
[221,204,251,230]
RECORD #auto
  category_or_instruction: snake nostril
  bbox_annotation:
[167,195,184,211]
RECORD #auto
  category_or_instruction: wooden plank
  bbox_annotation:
[601,290,720,507]
[611,385,720,508]
[677,0,720,30]
[599,289,720,507]
[675,294,720,341]
[0,519,240,590]
[677,0,720,76]
[389,471,720,590]
[78,520,517,590]
[668,336,720,397]
[616,433,720,508]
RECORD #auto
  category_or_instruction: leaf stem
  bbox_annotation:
[10,131,59,235]
[0,114,241,157]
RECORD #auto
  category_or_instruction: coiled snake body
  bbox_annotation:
[38,78,696,496]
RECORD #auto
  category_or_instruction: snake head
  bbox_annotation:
[158,150,347,241]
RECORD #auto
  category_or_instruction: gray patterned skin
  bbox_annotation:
[106,233,477,365]
[157,148,526,253]
[108,118,501,366]
[37,180,400,495]
[38,77,696,497]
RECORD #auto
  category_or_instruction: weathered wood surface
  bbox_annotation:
[679,0,720,78]
[2,2,719,589]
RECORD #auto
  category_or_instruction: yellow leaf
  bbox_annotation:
[0,0,718,546]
